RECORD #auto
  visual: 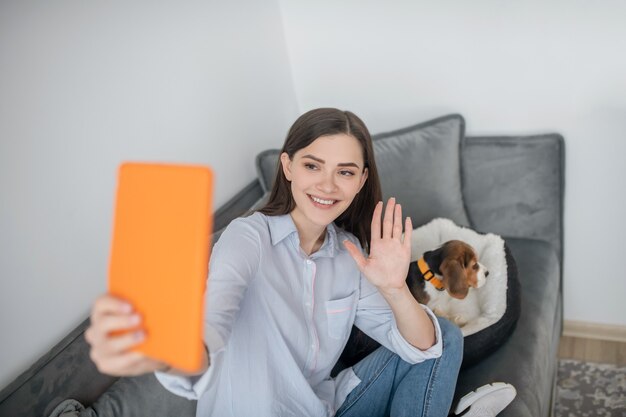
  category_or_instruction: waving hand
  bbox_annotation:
[343,197,412,294]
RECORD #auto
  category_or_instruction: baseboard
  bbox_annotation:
[563,320,626,343]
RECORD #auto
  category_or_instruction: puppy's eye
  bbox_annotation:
[472,264,479,271]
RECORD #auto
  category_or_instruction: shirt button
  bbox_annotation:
[306,260,312,265]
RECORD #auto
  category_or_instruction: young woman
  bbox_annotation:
[86,108,463,416]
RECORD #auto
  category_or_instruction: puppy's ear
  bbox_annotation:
[441,259,469,299]
[462,248,475,269]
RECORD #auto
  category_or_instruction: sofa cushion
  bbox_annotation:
[256,114,470,227]
[453,237,561,417]
[372,114,470,227]
[461,134,564,261]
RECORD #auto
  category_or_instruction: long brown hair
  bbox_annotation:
[258,108,382,250]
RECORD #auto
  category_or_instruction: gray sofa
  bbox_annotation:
[0,114,564,417]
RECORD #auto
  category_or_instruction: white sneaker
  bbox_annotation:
[454,382,517,416]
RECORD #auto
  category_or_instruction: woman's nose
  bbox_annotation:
[317,173,337,193]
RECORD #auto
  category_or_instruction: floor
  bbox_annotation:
[558,335,626,365]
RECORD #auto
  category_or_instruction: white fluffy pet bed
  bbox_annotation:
[410,218,521,368]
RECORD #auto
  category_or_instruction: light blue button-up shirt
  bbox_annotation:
[156,212,442,417]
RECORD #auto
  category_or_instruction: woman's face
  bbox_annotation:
[280,133,368,232]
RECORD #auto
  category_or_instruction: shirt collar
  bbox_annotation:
[267,214,339,258]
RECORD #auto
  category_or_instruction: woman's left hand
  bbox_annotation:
[343,197,412,295]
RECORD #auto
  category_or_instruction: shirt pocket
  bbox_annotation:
[325,291,357,340]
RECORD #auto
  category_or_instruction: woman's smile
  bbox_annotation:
[308,194,339,208]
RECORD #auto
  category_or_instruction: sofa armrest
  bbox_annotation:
[214,179,264,232]
[0,319,118,417]
[461,134,565,263]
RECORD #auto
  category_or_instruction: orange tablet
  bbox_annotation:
[108,162,213,372]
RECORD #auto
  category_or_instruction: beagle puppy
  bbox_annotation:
[406,240,489,327]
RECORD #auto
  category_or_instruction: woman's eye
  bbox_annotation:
[304,163,318,170]
[339,170,355,177]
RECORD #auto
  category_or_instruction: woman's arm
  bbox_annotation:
[376,285,436,350]
[343,197,436,350]
[153,215,263,399]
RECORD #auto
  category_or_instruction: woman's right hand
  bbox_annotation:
[85,294,169,376]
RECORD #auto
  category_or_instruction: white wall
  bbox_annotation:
[0,1,299,389]
[279,1,626,326]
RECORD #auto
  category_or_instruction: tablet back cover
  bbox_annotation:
[108,162,213,372]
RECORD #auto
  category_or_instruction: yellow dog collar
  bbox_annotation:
[417,257,445,291]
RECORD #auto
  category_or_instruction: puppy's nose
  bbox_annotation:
[485,270,489,277]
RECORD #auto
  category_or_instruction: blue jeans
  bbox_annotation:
[335,317,463,417]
